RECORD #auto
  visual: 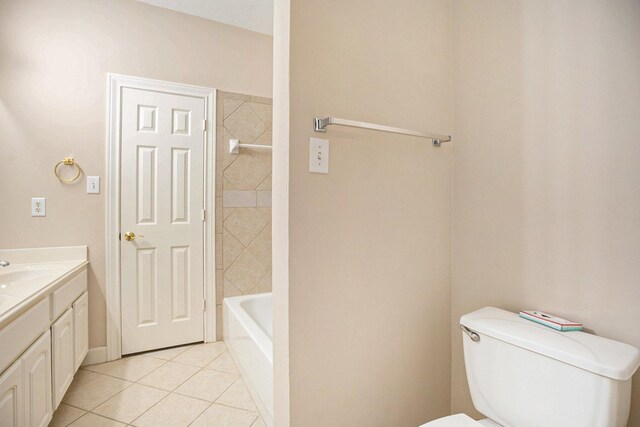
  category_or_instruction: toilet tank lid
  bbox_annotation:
[460,307,640,380]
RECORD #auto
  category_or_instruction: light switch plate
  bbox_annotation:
[87,176,100,194]
[309,137,329,174]
[31,198,46,217]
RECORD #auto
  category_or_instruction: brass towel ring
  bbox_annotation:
[54,157,83,184]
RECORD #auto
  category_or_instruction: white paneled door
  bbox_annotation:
[121,87,205,355]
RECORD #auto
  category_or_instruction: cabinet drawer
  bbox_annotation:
[0,298,50,375]
[52,269,87,321]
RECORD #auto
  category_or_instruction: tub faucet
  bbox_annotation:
[0,260,9,267]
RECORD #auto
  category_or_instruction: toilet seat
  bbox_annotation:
[420,413,498,427]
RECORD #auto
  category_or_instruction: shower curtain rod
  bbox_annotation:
[313,116,451,147]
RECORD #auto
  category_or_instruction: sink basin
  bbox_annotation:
[0,269,53,284]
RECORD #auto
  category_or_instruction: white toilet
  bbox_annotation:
[423,307,640,427]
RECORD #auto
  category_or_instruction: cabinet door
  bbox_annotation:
[52,308,74,409]
[0,358,23,427]
[73,292,89,371]
[22,331,52,427]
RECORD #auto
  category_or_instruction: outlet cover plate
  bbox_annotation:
[31,198,46,217]
[87,176,100,194]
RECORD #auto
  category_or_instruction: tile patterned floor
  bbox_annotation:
[49,342,266,427]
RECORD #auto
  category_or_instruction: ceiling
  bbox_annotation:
[137,0,273,35]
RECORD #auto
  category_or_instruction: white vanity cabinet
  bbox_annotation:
[0,358,24,427]
[73,292,88,371]
[22,331,52,427]
[51,308,74,409]
[0,260,88,427]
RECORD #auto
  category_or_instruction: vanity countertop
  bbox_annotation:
[0,246,88,329]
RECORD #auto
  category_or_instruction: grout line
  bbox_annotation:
[223,98,245,121]
[60,343,260,426]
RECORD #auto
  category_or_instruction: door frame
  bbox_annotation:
[106,74,217,361]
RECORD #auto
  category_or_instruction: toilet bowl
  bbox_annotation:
[421,307,640,427]
[421,413,498,427]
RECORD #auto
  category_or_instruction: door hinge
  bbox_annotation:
[203,119,207,131]
[203,299,206,311]
[201,209,206,222]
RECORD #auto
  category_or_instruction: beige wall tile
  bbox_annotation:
[248,103,273,124]
[247,223,272,266]
[224,98,244,119]
[250,95,273,105]
[216,269,224,301]
[221,127,240,170]
[216,305,223,339]
[223,190,258,208]
[257,174,272,191]
[256,191,272,208]
[224,279,244,298]
[253,128,272,146]
[223,228,245,271]
[225,103,268,144]
[215,198,223,233]
[225,250,269,294]
[252,271,272,294]
[224,208,271,246]
[220,91,251,102]
[224,152,271,190]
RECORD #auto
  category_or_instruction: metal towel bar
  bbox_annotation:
[314,116,451,147]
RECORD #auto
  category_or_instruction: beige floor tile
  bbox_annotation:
[175,369,238,402]
[205,351,239,375]
[215,378,257,412]
[98,355,166,382]
[68,412,126,426]
[71,369,101,386]
[252,417,267,427]
[138,361,200,391]
[49,403,86,427]
[143,344,193,361]
[190,403,258,427]
[81,358,125,375]
[62,373,132,410]
[172,342,227,367]
[131,393,210,427]
[92,383,168,423]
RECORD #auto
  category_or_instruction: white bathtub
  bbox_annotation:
[224,293,273,426]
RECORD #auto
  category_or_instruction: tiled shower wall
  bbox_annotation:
[216,91,272,338]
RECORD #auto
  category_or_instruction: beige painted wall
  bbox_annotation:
[287,0,453,425]
[451,1,640,424]
[0,0,272,348]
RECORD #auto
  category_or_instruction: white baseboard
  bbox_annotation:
[81,346,107,366]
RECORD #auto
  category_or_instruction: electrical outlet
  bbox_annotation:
[31,198,46,217]
[87,176,100,194]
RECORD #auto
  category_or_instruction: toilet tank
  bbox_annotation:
[460,307,640,427]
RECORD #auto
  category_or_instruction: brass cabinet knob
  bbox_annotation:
[124,231,144,241]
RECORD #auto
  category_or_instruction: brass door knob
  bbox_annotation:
[124,231,144,241]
